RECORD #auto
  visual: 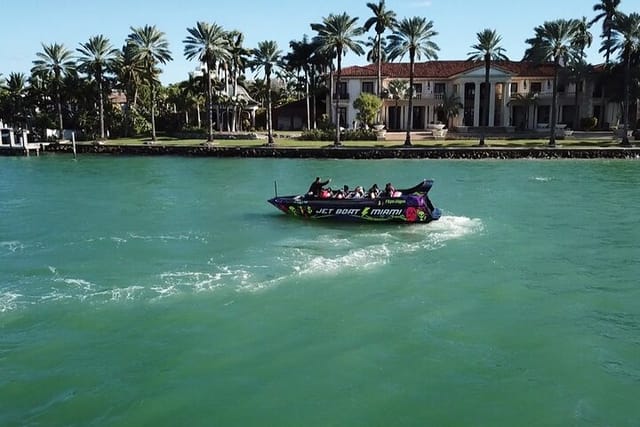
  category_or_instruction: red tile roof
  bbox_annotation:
[339,60,558,79]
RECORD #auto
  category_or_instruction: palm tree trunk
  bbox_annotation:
[622,52,631,145]
[56,87,64,139]
[328,65,334,124]
[151,85,157,142]
[549,59,559,146]
[405,53,415,146]
[377,33,383,123]
[266,71,274,145]
[98,75,105,140]
[377,34,382,98]
[334,52,342,146]
[311,70,317,129]
[480,55,490,146]
[54,72,64,139]
[207,65,214,142]
[573,79,580,131]
[196,103,201,128]
[305,68,310,130]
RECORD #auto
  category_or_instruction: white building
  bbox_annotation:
[334,60,624,131]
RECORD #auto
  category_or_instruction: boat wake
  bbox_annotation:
[240,214,483,292]
[0,216,482,312]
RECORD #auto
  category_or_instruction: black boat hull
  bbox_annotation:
[268,180,442,224]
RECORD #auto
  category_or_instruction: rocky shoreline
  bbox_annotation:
[2,143,639,159]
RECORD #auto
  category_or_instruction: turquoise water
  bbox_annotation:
[1,156,639,426]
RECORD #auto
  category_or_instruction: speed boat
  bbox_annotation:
[268,179,441,223]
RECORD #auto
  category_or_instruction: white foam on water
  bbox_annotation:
[1,217,484,309]
[1,241,25,254]
[0,291,22,313]
[532,176,551,182]
[128,232,208,244]
[239,216,483,293]
[423,215,484,244]
[153,266,254,298]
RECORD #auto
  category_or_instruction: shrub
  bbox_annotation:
[580,116,598,131]
[353,93,383,127]
[298,128,376,141]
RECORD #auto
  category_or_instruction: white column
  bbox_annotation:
[489,82,496,127]
[473,82,480,127]
[503,82,510,126]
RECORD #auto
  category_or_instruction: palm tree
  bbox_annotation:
[77,35,118,140]
[363,0,397,98]
[590,0,623,65]
[467,29,508,145]
[226,30,249,132]
[183,21,230,142]
[311,12,365,146]
[126,25,172,142]
[365,36,389,64]
[591,0,623,129]
[387,16,439,146]
[284,35,317,130]
[250,40,283,145]
[524,19,580,146]
[309,47,335,128]
[31,42,76,138]
[566,18,593,130]
[612,12,640,145]
[387,79,409,129]
[437,92,463,128]
[114,43,145,137]
[565,60,593,129]
[2,72,28,128]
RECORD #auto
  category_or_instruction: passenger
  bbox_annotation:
[367,184,379,199]
[320,187,332,199]
[384,182,396,197]
[352,186,364,198]
[307,176,331,197]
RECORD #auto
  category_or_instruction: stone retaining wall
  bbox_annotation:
[2,144,639,159]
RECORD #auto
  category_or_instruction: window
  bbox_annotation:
[334,82,349,100]
[337,107,347,127]
[530,82,542,93]
[593,82,602,97]
[361,81,374,94]
[412,83,422,99]
[434,83,445,94]
[510,82,518,93]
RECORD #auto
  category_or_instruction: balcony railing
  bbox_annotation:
[333,92,350,100]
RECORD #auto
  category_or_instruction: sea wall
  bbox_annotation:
[2,144,640,159]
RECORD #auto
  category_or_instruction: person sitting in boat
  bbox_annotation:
[307,177,331,197]
[383,182,401,197]
[320,187,332,199]
[353,186,365,198]
[334,185,349,199]
[367,184,380,198]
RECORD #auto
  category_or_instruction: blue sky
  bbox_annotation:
[0,0,634,85]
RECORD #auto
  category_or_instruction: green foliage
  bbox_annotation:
[580,116,598,130]
[317,114,332,130]
[353,92,383,126]
[110,106,150,137]
[299,128,376,141]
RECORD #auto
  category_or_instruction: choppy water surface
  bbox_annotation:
[1,156,639,426]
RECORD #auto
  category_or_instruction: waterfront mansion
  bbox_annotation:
[333,60,625,132]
